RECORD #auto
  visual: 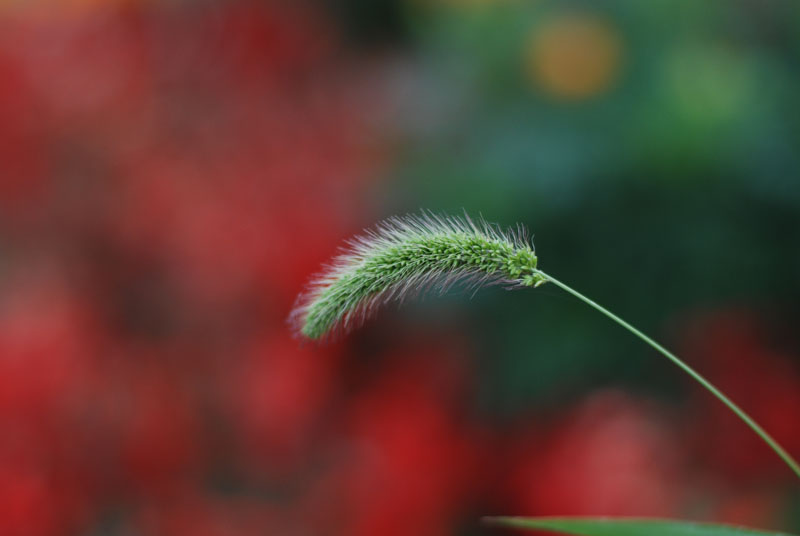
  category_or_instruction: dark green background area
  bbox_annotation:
[358,0,800,408]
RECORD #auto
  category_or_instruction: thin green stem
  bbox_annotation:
[536,269,800,481]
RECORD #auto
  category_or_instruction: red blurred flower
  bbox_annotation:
[0,2,386,534]
[308,336,481,536]
[506,390,684,518]
[115,361,206,497]
[0,270,99,535]
[226,330,344,476]
[683,310,800,484]
[135,493,280,536]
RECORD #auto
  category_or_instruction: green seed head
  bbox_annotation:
[290,212,546,339]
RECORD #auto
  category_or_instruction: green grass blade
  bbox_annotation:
[483,517,798,536]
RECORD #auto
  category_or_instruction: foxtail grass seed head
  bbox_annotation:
[289,213,800,481]
[290,212,546,340]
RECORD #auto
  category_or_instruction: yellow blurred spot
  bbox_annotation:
[526,13,623,100]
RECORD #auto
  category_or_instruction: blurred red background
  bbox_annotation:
[0,1,799,535]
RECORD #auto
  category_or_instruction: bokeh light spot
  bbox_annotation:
[525,13,623,100]
[664,45,755,128]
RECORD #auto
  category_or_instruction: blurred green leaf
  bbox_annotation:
[483,517,797,536]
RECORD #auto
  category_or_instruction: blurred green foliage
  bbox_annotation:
[366,0,800,413]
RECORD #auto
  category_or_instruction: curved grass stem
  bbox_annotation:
[536,269,800,482]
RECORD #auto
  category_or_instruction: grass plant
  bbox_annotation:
[291,211,800,535]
